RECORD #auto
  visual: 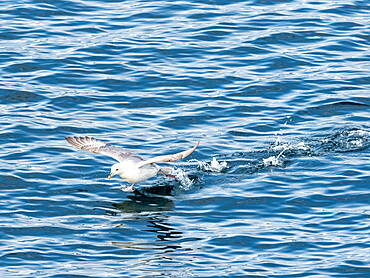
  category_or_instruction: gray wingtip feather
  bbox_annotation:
[65,135,140,162]
[65,136,105,151]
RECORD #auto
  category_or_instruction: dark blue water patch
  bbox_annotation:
[254,31,325,47]
[319,40,368,53]
[263,55,315,70]
[50,95,103,109]
[287,193,370,209]
[252,0,296,5]
[0,90,46,103]
[47,0,101,15]
[0,175,30,189]
[292,94,370,120]
[3,61,50,74]
[2,3,76,20]
[309,127,370,153]
[233,79,314,98]
[322,2,370,16]
[321,265,370,278]
[330,21,365,31]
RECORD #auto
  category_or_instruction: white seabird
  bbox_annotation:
[65,136,199,191]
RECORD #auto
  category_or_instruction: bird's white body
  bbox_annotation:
[111,162,158,184]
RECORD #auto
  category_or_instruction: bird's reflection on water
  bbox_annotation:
[111,171,201,214]
[112,184,175,213]
[111,211,183,251]
[111,184,186,255]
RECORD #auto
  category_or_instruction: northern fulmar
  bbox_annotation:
[65,136,199,191]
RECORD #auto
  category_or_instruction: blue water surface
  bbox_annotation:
[0,0,369,277]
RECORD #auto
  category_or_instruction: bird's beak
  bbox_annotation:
[108,173,114,179]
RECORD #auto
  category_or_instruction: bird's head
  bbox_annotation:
[108,163,122,179]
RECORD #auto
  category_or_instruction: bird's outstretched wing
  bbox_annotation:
[137,141,199,168]
[65,136,142,162]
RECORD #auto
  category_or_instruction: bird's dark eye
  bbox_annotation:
[115,169,119,171]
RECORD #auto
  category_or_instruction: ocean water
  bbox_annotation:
[0,0,369,277]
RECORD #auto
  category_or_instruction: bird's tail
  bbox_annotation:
[159,166,175,178]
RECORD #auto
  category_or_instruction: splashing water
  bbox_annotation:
[172,168,194,190]
[263,137,311,167]
[315,128,370,153]
[262,127,370,167]
[120,185,135,192]
[263,147,287,167]
[195,157,228,172]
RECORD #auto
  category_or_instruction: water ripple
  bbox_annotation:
[0,0,369,277]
